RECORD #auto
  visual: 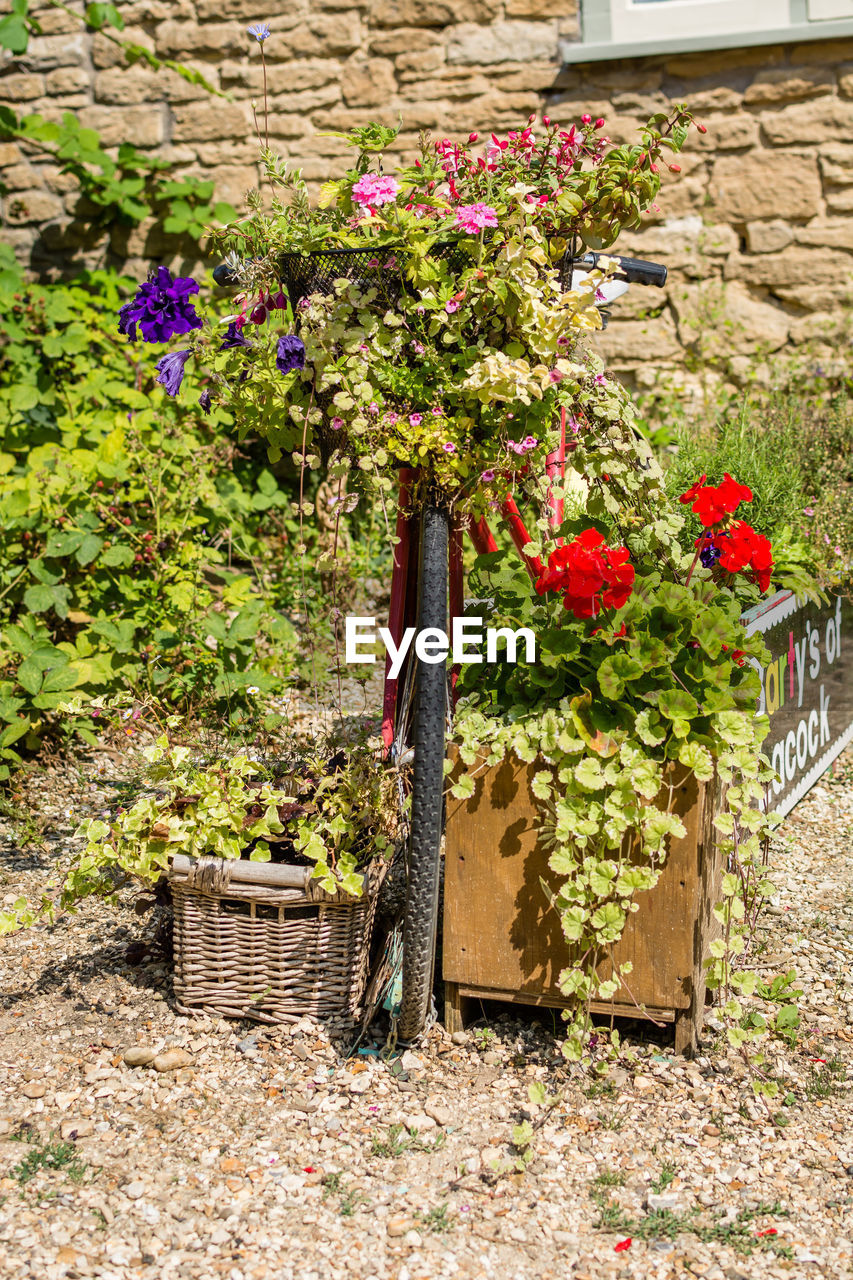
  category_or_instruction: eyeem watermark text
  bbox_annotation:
[345,616,536,678]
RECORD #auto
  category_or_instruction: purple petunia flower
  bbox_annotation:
[276,335,306,374]
[198,390,212,413]
[699,541,723,569]
[118,267,202,344]
[155,349,191,397]
[220,321,253,351]
[247,22,271,41]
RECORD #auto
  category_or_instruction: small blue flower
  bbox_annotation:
[247,22,271,41]
[156,349,191,397]
[276,335,305,374]
[699,541,723,569]
[198,390,212,413]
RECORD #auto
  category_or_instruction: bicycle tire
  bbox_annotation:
[397,500,449,1043]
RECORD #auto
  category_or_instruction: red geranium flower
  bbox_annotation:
[614,1237,632,1252]
[679,474,706,504]
[536,529,634,619]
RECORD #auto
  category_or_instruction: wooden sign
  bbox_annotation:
[742,590,853,817]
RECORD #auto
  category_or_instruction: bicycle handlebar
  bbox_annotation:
[571,251,667,288]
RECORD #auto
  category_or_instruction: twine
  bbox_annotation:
[185,855,233,896]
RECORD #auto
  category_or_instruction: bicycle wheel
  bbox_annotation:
[397,499,449,1043]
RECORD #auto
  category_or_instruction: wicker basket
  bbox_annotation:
[169,854,386,1024]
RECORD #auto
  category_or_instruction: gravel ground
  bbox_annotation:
[1,748,852,1280]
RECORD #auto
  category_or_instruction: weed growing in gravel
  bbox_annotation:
[596,1111,624,1132]
[585,1079,616,1100]
[591,1192,793,1258]
[650,1161,678,1193]
[370,1124,446,1158]
[592,1168,626,1189]
[417,1203,453,1234]
[805,1056,845,1100]
[10,1132,87,1187]
[321,1170,367,1217]
[472,1027,497,1051]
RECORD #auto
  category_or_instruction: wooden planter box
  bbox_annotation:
[443,755,720,1055]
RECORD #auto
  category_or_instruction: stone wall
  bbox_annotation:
[1,0,852,389]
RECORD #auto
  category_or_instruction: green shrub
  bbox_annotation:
[0,250,300,779]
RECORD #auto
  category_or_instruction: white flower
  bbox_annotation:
[247,686,260,695]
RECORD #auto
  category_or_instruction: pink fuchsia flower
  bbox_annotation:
[594,373,607,387]
[351,173,399,207]
[330,417,344,430]
[411,340,425,355]
[803,507,815,516]
[445,299,460,313]
[549,369,563,383]
[368,402,379,415]
[567,417,580,434]
[481,469,495,482]
[836,546,843,555]
[455,202,498,234]
[485,134,508,168]
[443,442,456,454]
[409,413,423,426]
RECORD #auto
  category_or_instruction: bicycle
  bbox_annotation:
[377,251,668,1042]
[215,246,668,1043]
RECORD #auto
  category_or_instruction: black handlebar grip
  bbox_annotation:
[212,262,239,286]
[578,251,667,288]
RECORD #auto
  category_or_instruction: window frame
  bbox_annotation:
[562,0,853,62]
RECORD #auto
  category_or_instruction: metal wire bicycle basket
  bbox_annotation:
[280,240,479,305]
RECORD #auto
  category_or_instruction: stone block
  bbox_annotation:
[825,187,853,214]
[794,217,853,252]
[399,73,491,101]
[263,59,343,93]
[447,20,559,66]
[94,67,165,105]
[610,90,670,117]
[203,164,260,207]
[171,101,252,144]
[681,87,742,113]
[3,188,64,224]
[19,33,88,69]
[745,219,794,253]
[191,141,266,167]
[370,27,443,55]
[761,97,853,146]
[395,47,445,75]
[268,86,342,114]
[44,67,90,96]
[155,21,244,57]
[743,66,834,106]
[710,153,821,221]
[266,113,314,139]
[0,73,45,102]
[371,0,500,26]
[773,282,852,308]
[491,64,565,93]
[665,46,785,78]
[1,163,41,190]
[506,0,576,14]
[788,310,849,342]
[92,29,154,70]
[196,0,284,16]
[267,14,363,58]
[841,64,853,99]
[0,142,22,167]
[341,56,397,108]
[789,39,853,65]
[592,314,681,363]
[692,115,759,151]
[723,246,853,291]
[819,143,853,186]
[670,279,790,354]
[78,105,166,148]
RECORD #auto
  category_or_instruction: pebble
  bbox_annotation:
[20,1081,45,1099]
[151,1048,193,1073]
[123,1046,158,1067]
[450,1031,469,1045]
[122,1180,147,1200]
[386,1217,411,1237]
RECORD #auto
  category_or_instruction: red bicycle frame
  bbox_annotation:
[380,409,569,751]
